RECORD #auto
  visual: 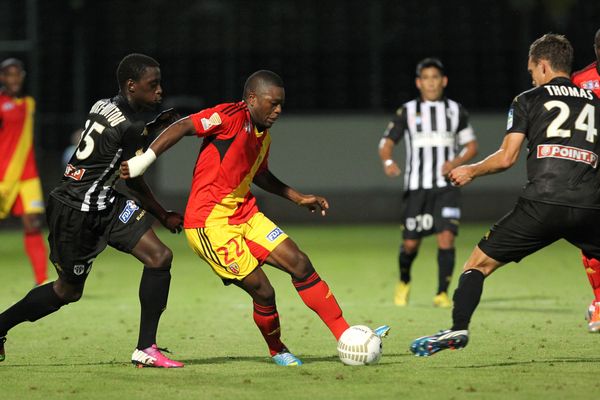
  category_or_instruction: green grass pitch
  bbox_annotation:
[0,224,596,400]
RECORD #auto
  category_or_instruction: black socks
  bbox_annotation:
[137,266,171,350]
[437,248,456,294]
[451,269,485,331]
[399,249,418,283]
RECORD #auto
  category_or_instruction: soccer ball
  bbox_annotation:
[337,325,382,366]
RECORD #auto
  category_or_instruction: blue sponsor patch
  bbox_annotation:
[266,227,284,242]
[119,200,139,223]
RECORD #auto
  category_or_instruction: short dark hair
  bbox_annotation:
[416,57,445,77]
[0,58,24,72]
[529,33,573,74]
[116,53,159,89]
[243,70,284,99]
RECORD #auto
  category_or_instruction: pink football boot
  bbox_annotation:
[131,344,184,368]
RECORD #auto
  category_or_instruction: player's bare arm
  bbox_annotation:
[378,137,401,177]
[449,132,525,187]
[120,117,195,179]
[253,169,329,216]
[124,176,183,233]
[441,140,478,176]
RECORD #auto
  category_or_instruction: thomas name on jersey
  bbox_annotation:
[544,85,594,100]
[88,100,127,127]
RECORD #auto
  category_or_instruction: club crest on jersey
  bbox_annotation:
[506,108,514,130]
[119,200,139,223]
[1,101,14,111]
[537,144,598,168]
[582,80,600,90]
[228,262,240,275]
[64,164,86,181]
[201,112,222,130]
[73,264,85,276]
[266,227,284,242]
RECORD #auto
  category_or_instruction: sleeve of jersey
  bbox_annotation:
[382,107,407,144]
[456,105,476,145]
[257,147,270,174]
[189,107,226,137]
[505,95,528,135]
[121,121,147,161]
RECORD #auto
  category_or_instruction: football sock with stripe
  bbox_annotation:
[437,248,455,294]
[293,272,349,340]
[24,231,48,285]
[399,248,418,284]
[582,253,600,302]
[137,266,171,350]
[0,282,65,337]
[253,302,285,356]
[451,269,485,331]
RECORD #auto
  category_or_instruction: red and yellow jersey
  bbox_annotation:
[0,91,38,183]
[572,61,600,98]
[185,101,270,228]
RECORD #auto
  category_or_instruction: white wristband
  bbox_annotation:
[383,159,394,167]
[126,149,157,178]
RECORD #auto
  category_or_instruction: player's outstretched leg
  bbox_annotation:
[410,268,484,356]
[129,231,183,368]
[582,253,600,332]
[0,336,6,362]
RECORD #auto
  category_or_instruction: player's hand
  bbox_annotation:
[147,108,181,135]
[119,161,131,179]
[448,165,475,187]
[297,194,329,216]
[441,161,455,177]
[383,160,401,177]
[160,210,184,233]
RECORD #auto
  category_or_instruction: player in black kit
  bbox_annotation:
[410,34,600,356]
[0,54,184,368]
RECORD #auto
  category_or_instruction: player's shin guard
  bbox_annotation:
[253,302,285,356]
[137,266,171,350]
[0,282,65,336]
[437,248,455,294]
[293,272,349,340]
[399,248,418,283]
[451,269,485,331]
[582,253,600,302]
[24,231,48,285]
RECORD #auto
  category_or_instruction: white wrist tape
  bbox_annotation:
[127,149,157,178]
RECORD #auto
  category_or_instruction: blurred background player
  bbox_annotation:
[0,54,184,367]
[121,70,389,366]
[411,33,600,356]
[0,58,48,286]
[571,27,600,332]
[378,58,478,308]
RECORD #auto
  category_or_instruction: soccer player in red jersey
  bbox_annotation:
[571,28,600,331]
[121,70,389,365]
[0,58,48,285]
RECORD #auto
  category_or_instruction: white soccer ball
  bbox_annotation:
[337,325,382,366]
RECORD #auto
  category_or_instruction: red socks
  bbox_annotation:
[24,231,48,285]
[253,302,285,356]
[293,272,349,340]
[582,253,600,302]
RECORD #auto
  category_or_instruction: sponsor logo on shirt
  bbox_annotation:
[537,144,598,168]
[200,112,222,130]
[266,227,284,242]
[64,164,86,181]
[1,101,14,111]
[441,207,461,219]
[582,80,600,90]
[119,200,139,223]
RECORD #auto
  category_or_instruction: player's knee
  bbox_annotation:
[402,241,419,254]
[256,285,276,305]
[54,282,84,303]
[146,246,173,269]
[290,250,314,279]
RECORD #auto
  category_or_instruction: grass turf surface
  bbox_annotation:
[0,224,596,400]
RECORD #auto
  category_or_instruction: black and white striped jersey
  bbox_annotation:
[51,95,147,211]
[383,97,476,191]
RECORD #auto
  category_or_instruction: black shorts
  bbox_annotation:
[46,194,154,284]
[478,197,600,263]
[401,187,461,240]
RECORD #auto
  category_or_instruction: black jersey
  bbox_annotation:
[383,98,476,191]
[51,95,147,211]
[507,77,600,209]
